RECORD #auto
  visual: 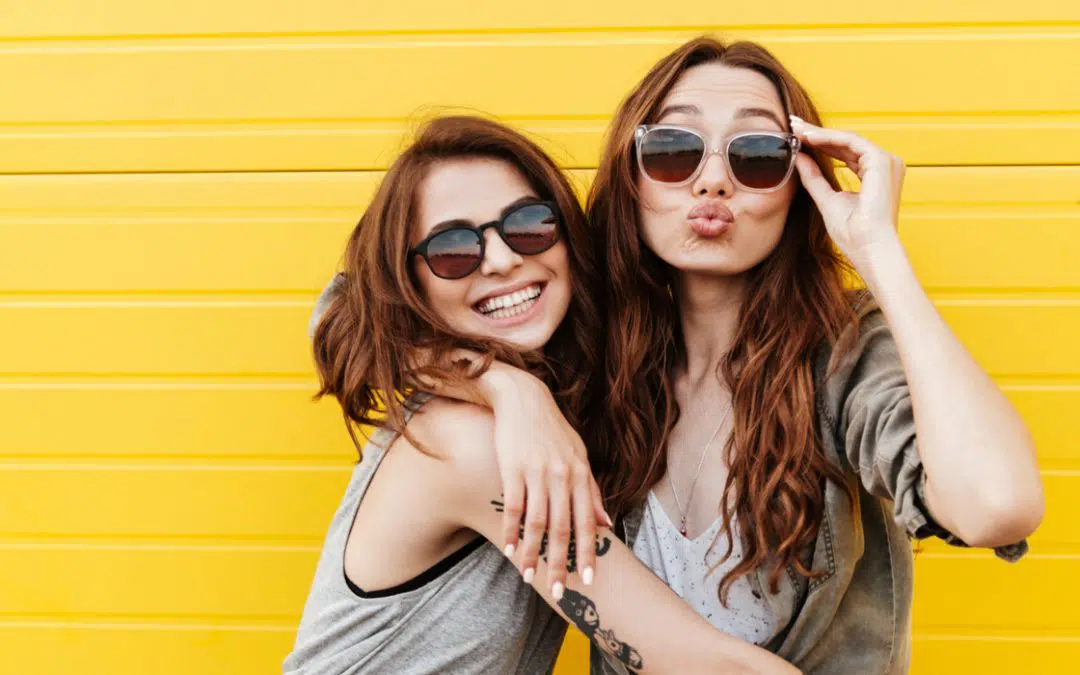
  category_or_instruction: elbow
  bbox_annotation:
[960,482,1045,548]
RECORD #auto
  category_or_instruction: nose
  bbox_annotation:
[478,228,524,276]
[692,151,733,197]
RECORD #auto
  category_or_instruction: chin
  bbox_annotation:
[500,326,559,352]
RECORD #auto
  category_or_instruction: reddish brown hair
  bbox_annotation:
[313,115,601,451]
[587,38,859,600]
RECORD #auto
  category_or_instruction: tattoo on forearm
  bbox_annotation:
[559,588,644,672]
[491,497,612,572]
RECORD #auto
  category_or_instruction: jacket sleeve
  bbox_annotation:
[828,306,1028,563]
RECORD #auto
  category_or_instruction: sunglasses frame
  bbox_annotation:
[409,200,561,280]
[634,124,801,193]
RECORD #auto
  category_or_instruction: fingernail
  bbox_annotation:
[523,568,535,584]
[504,544,515,558]
[552,582,565,600]
[583,567,594,586]
[603,511,614,528]
[789,114,804,124]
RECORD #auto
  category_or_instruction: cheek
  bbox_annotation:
[539,242,571,281]
[636,180,683,246]
[416,270,472,326]
[744,188,795,237]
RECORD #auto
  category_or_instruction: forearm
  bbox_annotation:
[414,357,533,410]
[507,525,799,675]
[855,234,1044,545]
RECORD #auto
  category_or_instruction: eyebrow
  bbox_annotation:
[655,104,786,130]
[734,107,786,129]
[426,195,541,236]
[655,103,701,122]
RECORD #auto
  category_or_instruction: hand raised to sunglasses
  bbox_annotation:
[790,116,906,271]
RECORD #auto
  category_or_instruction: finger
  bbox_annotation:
[544,462,572,599]
[500,469,526,558]
[518,468,548,585]
[567,436,611,528]
[795,153,838,206]
[571,465,598,586]
[589,475,612,528]
[801,135,862,167]
[790,116,877,159]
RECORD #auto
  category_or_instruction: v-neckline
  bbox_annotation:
[647,490,725,544]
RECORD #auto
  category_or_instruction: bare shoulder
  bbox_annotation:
[400,396,501,487]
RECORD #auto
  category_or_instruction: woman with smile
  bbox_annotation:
[288,115,799,674]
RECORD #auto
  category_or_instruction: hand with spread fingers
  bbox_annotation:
[482,365,612,595]
[789,115,906,271]
[421,348,612,596]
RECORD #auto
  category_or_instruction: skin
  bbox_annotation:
[638,64,797,281]
[640,61,1043,548]
[412,157,571,352]
[636,65,804,530]
[383,59,1043,671]
[410,158,606,594]
[344,155,800,673]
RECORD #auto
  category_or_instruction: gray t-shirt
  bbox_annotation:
[283,393,566,674]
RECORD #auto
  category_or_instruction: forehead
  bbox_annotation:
[416,158,535,238]
[658,63,785,123]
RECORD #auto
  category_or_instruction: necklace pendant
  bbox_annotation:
[679,526,688,537]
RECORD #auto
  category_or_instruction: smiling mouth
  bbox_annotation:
[474,283,545,320]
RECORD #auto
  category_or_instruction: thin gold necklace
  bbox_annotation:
[669,402,732,537]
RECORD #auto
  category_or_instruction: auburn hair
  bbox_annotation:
[587,37,860,601]
[313,115,602,451]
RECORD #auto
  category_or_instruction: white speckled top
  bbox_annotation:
[631,491,779,646]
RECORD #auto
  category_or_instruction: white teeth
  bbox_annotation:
[477,284,543,316]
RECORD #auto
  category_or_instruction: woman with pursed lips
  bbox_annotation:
[373,38,1045,674]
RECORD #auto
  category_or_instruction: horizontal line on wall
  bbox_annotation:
[5,162,1080,177]
[0,610,297,623]
[0,461,351,472]
[2,375,1079,387]
[918,551,1080,560]
[2,20,1080,44]
[0,378,319,388]
[913,630,1080,641]
[5,291,1080,305]
[0,618,295,632]
[0,451,349,462]
[0,537,321,552]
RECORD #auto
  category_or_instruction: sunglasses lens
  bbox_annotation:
[503,203,560,254]
[639,128,706,183]
[728,134,794,190]
[425,229,482,279]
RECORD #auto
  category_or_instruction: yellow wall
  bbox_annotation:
[1,2,1078,672]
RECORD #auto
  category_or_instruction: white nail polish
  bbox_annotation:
[553,582,565,600]
[504,544,515,558]
[583,567,594,586]
[523,568,535,584]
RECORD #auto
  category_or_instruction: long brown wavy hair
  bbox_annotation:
[313,115,601,452]
[588,37,860,600]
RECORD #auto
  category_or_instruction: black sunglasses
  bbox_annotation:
[409,201,561,280]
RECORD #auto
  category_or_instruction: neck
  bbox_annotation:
[674,271,746,386]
